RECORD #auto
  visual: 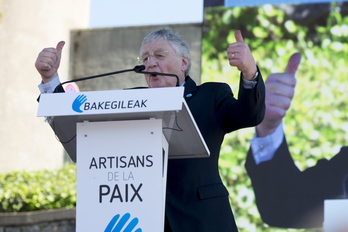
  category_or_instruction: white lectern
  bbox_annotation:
[37,87,209,231]
[323,199,348,231]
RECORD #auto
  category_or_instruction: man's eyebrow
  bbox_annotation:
[143,48,165,53]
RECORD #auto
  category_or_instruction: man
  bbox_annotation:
[245,53,348,228]
[36,27,265,232]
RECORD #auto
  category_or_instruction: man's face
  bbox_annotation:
[141,39,188,88]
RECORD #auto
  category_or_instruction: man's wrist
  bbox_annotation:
[242,70,258,89]
[38,74,60,94]
[256,126,276,138]
[255,120,282,138]
[251,123,284,164]
[242,67,258,81]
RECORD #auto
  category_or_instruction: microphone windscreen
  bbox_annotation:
[134,65,146,72]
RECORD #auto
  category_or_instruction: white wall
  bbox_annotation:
[0,0,90,173]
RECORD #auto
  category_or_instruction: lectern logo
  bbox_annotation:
[104,213,142,232]
[72,94,87,113]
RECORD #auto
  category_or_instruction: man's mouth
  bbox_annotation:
[149,74,160,79]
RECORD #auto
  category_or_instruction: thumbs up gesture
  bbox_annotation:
[256,53,302,137]
[227,30,257,80]
[35,41,65,83]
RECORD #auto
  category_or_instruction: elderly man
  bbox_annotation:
[36,27,265,232]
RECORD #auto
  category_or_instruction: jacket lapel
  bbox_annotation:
[183,76,198,102]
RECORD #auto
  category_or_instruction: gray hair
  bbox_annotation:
[140,27,191,76]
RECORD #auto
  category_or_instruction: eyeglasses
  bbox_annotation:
[140,49,171,65]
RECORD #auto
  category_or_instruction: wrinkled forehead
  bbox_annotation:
[141,39,175,55]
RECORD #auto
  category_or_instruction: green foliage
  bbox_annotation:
[0,165,76,213]
[203,3,348,232]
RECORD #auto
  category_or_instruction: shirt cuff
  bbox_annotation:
[242,71,258,89]
[38,74,61,94]
[250,122,284,165]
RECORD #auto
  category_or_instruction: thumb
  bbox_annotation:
[54,41,65,70]
[56,41,65,53]
[285,52,302,74]
[234,30,244,42]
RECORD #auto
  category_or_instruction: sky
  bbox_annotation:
[89,0,204,28]
[89,0,344,28]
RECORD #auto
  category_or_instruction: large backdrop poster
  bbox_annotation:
[202,1,348,231]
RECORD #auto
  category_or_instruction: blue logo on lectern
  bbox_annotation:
[104,213,142,232]
[72,94,87,113]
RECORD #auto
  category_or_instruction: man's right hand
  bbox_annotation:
[35,41,65,83]
[256,53,302,137]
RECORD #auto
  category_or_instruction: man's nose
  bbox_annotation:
[145,56,157,68]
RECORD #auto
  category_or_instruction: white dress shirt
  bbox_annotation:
[38,74,60,94]
[250,123,284,165]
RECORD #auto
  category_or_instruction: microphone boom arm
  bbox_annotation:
[134,69,180,87]
[54,64,179,92]
[60,65,145,86]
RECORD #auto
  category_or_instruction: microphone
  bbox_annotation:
[134,65,180,87]
[54,65,146,92]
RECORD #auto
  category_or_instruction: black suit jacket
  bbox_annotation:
[43,72,265,232]
[165,73,265,232]
[245,137,348,228]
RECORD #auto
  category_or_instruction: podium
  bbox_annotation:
[37,87,209,231]
[323,199,348,231]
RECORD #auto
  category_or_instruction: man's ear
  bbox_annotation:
[181,57,189,72]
